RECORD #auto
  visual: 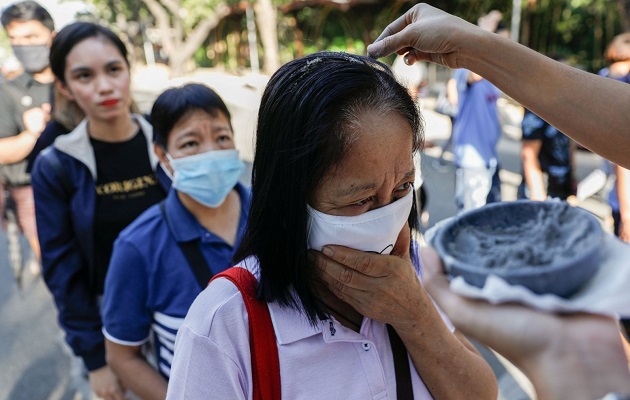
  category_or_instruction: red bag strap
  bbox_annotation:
[211,267,281,400]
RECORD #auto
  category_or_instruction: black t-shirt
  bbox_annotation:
[521,109,574,199]
[521,109,572,178]
[91,130,165,294]
[0,73,52,186]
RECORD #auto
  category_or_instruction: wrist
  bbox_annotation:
[457,27,495,71]
[21,130,39,142]
[394,286,454,341]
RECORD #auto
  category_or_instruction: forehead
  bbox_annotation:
[65,37,123,66]
[5,20,51,37]
[327,111,414,180]
[169,109,231,134]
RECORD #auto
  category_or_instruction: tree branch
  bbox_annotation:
[179,2,232,59]
[159,0,181,17]
[141,0,174,54]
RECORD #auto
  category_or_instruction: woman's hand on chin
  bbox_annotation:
[312,224,428,333]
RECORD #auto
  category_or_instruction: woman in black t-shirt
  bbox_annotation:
[31,22,168,400]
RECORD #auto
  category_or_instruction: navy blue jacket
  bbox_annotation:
[31,115,170,371]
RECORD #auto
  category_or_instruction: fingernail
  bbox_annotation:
[322,246,333,256]
[404,55,412,65]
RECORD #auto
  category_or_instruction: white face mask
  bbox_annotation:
[307,190,414,254]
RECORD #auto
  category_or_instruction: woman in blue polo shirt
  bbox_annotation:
[101,83,250,399]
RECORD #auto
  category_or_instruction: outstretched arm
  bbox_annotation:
[367,4,630,168]
[420,246,630,400]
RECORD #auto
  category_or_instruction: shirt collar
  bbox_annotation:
[239,257,323,344]
[165,183,249,243]
[268,298,368,345]
[236,259,361,345]
[163,189,204,242]
[268,299,323,345]
[14,72,38,88]
[241,241,423,346]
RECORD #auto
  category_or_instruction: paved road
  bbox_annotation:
[0,233,78,400]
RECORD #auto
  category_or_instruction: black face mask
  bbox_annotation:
[11,44,50,74]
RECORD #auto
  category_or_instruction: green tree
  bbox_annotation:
[141,0,234,75]
[88,0,629,76]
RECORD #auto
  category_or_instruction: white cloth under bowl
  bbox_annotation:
[426,221,630,317]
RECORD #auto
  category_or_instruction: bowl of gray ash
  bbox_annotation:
[433,200,604,298]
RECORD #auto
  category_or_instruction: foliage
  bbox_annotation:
[84,0,627,74]
[0,29,9,64]
[520,0,621,71]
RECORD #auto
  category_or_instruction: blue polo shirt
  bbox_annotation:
[101,184,250,378]
[452,69,501,169]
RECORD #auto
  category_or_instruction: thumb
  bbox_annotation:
[367,32,411,59]
[41,102,51,114]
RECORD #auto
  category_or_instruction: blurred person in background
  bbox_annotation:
[519,106,577,202]
[599,33,630,242]
[26,86,82,171]
[1,57,23,81]
[519,56,577,204]
[450,11,504,213]
[0,0,55,275]
[31,22,169,400]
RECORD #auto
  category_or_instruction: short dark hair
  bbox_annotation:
[50,22,128,84]
[1,0,54,31]
[235,51,424,325]
[150,83,233,148]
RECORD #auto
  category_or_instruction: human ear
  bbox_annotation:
[55,79,74,102]
[47,30,56,47]
[154,143,174,176]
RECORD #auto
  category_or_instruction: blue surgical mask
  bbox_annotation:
[167,149,245,207]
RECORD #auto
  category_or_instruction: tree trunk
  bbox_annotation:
[255,0,281,74]
[617,0,630,32]
[140,0,231,76]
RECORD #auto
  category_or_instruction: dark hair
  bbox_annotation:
[1,0,54,31]
[235,51,424,325]
[50,22,128,84]
[150,83,232,148]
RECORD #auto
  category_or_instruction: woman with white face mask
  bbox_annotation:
[166,52,497,399]
[101,83,249,400]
